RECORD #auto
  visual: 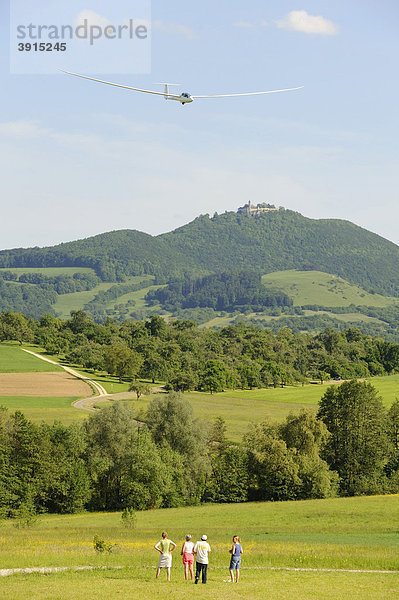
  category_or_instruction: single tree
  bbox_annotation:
[318,380,391,495]
[129,381,151,399]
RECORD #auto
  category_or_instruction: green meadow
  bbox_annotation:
[67,373,399,442]
[129,374,399,441]
[0,344,62,373]
[53,276,156,319]
[0,397,87,425]
[104,284,162,311]
[54,282,121,319]
[1,496,398,599]
[261,270,397,308]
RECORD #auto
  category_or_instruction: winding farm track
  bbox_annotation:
[22,349,108,412]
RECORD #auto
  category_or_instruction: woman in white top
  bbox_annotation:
[181,534,195,581]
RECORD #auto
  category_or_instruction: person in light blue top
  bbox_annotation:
[229,535,243,582]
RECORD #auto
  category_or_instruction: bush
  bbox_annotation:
[121,507,137,529]
[93,534,118,553]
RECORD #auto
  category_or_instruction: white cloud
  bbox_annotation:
[153,20,197,40]
[276,10,338,35]
[75,9,111,30]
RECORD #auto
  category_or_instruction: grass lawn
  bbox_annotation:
[3,569,398,600]
[182,375,399,441]
[1,496,398,599]
[0,344,62,373]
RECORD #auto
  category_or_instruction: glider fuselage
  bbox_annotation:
[167,92,194,104]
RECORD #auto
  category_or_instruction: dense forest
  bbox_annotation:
[1,208,399,295]
[146,271,292,312]
[1,385,399,517]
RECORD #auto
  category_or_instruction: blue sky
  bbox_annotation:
[1,1,398,249]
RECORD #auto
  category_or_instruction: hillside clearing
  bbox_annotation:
[261,270,397,308]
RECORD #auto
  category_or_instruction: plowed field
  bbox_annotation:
[0,372,92,397]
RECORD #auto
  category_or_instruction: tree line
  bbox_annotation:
[1,384,399,518]
[1,311,399,391]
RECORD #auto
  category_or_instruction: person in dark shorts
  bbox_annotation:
[194,534,211,584]
[229,535,243,582]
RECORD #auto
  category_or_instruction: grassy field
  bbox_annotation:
[0,344,62,373]
[0,396,87,424]
[1,496,398,599]
[152,374,399,441]
[53,276,156,319]
[104,284,161,312]
[261,270,397,308]
[54,282,120,319]
[72,373,399,442]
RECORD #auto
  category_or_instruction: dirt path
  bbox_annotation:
[22,349,107,412]
[1,565,398,577]
[0,566,122,577]
[21,349,163,414]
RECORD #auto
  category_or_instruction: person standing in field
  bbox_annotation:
[194,534,211,584]
[181,534,195,581]
[229,535,243,582]
[154,531,176,581]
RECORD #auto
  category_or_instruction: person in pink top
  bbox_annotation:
[181,534,195,581]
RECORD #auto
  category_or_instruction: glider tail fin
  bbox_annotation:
[154,83,181,100]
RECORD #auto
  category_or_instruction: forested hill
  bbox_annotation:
[1,208,399,295]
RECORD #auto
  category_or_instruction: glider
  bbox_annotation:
[60,70,303,105]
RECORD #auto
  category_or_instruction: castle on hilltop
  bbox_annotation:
[237,201,278,216]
